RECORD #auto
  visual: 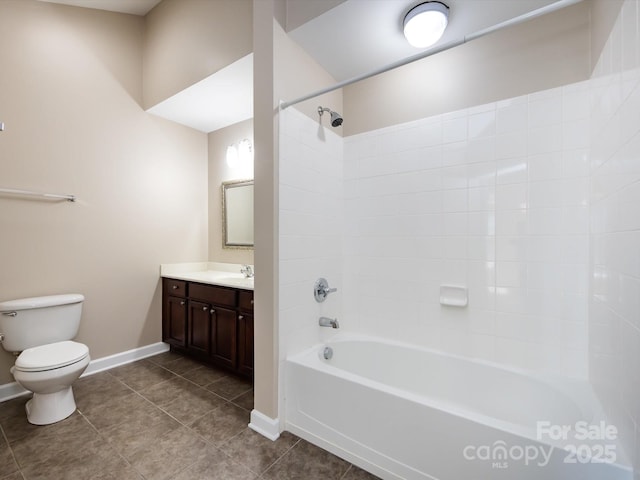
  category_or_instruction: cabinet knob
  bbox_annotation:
[250,299,254,305]
[180,301,185,306]
[202,306,208,311]
[210,309,216,314]
[172,285,179,290]
[239,315,244,320]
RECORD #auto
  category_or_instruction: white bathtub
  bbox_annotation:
[285,334,632,480]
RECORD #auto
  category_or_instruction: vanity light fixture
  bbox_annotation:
[237,138,253,165]
[403,1,449,48]
[226,144,239,168]
[226,139,253,169]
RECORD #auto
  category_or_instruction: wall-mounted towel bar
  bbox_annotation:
[0,187,76,202]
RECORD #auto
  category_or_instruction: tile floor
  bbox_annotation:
[0,351,379,480]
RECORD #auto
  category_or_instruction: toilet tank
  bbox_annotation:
[0,294,84,352]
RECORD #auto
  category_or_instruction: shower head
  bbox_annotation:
[318,106,343,127]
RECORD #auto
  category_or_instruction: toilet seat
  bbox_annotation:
[15,340,89,372]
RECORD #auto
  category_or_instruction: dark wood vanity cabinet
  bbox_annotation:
[162,278,253,378]
[162,280,188,348]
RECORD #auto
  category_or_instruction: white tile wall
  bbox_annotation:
[589,0,640,473]
[343,83,590,379]
[278,108,343,366]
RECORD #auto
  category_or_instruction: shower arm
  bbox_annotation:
[280,0,584,110]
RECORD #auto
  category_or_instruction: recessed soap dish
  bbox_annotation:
[440,285,468,307]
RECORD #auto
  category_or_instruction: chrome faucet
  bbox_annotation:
[314,278,337,303]
[319,317,339,329]
[240,265,254,278]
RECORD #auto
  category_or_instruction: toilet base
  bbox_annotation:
[25,386,76,425]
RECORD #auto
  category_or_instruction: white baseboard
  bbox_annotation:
[249,409,281,441]
[0,382,29,402]
[82,342,169,376]
[0,342,170,403]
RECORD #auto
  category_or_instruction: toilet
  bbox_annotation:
[0,294,90,425]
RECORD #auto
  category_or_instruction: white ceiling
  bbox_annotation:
[289,0,560,82]
[37,0,162,16]
[147,54,253,133]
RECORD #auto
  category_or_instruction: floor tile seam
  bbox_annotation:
[75,412,141,480]
[215,442,264,476]
[154,398,228,436]
[155,359,203,378]
[0,424,21,479]
[156,397,221,426]
[203,384,252,402]
[79,388,167,437]
[166,443,253,480]
[227,386,253,403]
[254,436,302,478]
[104,370,147,395]
[183,384,231,407]
[173,372,233,401]
[339,464,354,479]
[174,369,228,391]
[200,372,236,390]
[154,454,203,480]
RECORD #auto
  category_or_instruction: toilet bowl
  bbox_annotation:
[0,294,90,425]
[11,340,90,425]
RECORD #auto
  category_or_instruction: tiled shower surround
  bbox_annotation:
[342,84,591,379]
[279,0,640,471]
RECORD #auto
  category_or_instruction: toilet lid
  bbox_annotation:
[15,341,89,372]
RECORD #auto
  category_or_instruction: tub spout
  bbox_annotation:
[319,317,339,329]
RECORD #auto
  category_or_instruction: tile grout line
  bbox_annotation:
[339,464,354,479]
[256,437,303,479]
[0,421,22,479]
[76,409,145,480]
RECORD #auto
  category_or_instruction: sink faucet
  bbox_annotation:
[319,317,339,329]
[240,265,254,278]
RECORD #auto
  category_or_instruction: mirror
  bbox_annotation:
[222,180,254,248]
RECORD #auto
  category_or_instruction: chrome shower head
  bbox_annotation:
[318,106,343,127]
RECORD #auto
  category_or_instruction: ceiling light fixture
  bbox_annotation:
[403,1,449,49]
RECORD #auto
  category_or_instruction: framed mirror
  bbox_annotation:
[222,179,254,248]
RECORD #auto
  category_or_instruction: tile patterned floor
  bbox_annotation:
[0,351,379,480]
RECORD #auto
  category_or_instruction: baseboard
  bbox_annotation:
[249,409,281,441]
[0,342,170,403]
[0,382,29,402]
[82,342,170,376]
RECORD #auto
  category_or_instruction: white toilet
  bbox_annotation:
[0,294,90,425]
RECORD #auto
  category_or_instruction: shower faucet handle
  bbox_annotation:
[314,278,337,303]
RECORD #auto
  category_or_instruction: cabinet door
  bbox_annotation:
[188,300,212,355]
[211,306,237,370]
[163,295,187,347]
[238,312,254,377]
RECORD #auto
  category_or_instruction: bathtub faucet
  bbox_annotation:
[319,317,339,329]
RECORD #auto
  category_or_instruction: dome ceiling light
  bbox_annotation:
[403,1,450,48]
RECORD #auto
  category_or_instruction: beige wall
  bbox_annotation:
[143,0,253,109]
[284,0,346,31]
[0,1,208,384]
[208,119,254,265]
[253,0,279,421]
[343,1,591,136]
[275,20,343,130]
[590,0,625,71]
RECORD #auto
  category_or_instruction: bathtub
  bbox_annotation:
[285,334,632,480]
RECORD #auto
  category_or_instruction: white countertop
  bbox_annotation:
[160,262,254,291]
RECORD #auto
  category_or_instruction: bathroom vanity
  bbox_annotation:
[161,269,253,378]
